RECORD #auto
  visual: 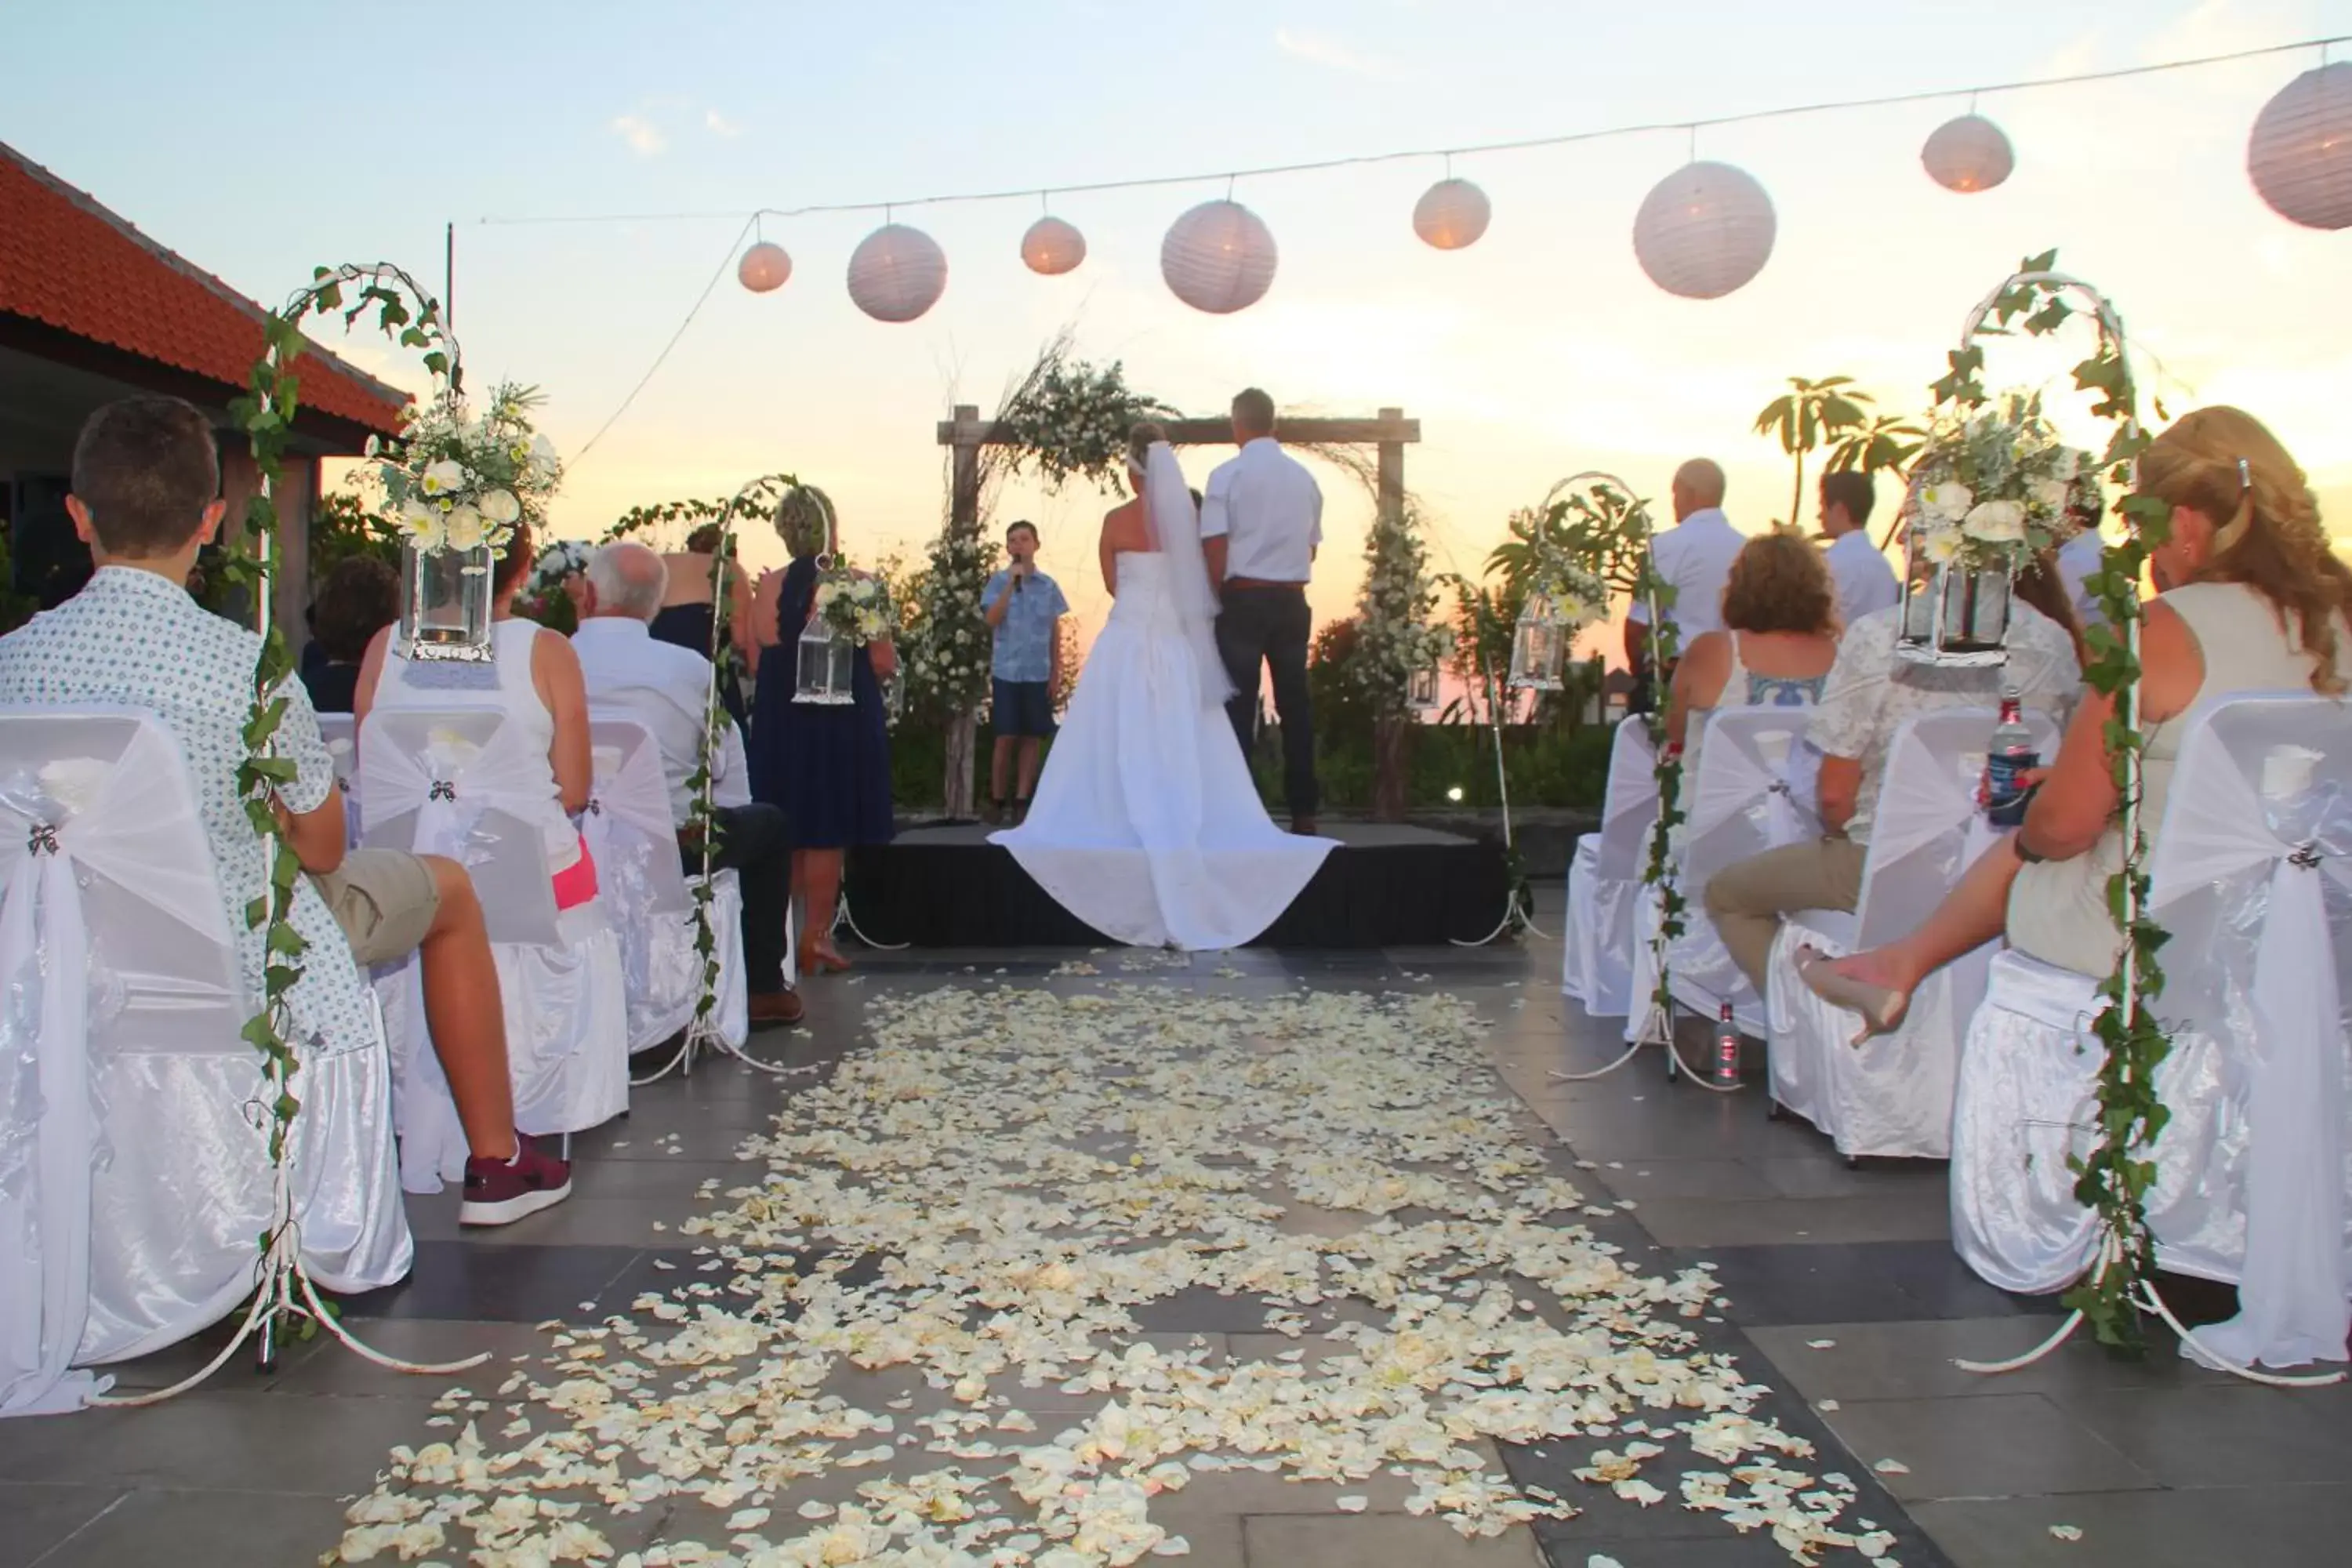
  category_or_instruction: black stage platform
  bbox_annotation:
[845,822,1510,949]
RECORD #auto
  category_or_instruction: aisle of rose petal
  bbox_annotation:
[327,978,1908,1567]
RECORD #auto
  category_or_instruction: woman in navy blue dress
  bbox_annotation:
[748,486,895,974]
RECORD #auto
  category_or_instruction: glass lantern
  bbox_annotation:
[793,618,856,706]
[397,542,495,662]
[1407,659,1442,713]
[1896,548,2013,669]
[1507,591,1568,691]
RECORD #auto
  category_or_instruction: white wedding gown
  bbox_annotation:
[992,549,1336,950]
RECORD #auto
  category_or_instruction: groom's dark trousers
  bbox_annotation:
[1216,582,1318,821]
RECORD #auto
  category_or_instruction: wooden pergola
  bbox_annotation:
[930,403,1422,819]
[937,405,1421,532]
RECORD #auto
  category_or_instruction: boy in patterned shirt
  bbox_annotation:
[0,397,568,1225]
[981,520,1069,823]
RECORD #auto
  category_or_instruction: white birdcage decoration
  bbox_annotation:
[397,541,495,662]
[793,615,856,706]
[1508,591,1570,691]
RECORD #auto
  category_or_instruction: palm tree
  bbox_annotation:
[1753,375,1868,531]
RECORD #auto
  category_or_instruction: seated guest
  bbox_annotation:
[572,542,801,1027]
[1667,532,1840,771]
[654,522,755,731]
[1818,471,1900,628]
[354,521,599,913]
[1804,407,2352,1029]
[302,554,398,714]
[0,397,567,1224]
[1702,543,2082,993]
[1625,459,1744,705]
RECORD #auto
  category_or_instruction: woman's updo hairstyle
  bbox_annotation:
[773,484,837,561]
[2136,405,2351,695]
[1127,420,1167,477]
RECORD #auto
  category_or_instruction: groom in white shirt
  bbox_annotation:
[1202,387,1322,834]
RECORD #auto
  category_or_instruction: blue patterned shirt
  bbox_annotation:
[982,568,1069,682]
[0,567,380,1052]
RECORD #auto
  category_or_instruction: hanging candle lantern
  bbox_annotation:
[1408,659,1443,711]
[1161,199,1277,314]
[2248,61,2352,230]
[1632,161,1777,300]
[1507,593,1569,691]
[398,534,497,663]
[846,223,948,322]
[1020,215,1087,275]
[737,240,792,293]
[1921,114,2015,193]
[793,615,857,706]
[1894,496,2015,669]
[1412,177,1490,250]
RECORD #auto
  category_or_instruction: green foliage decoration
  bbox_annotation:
[1933,249,2167,1354]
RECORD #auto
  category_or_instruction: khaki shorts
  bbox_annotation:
[311,849,441,967]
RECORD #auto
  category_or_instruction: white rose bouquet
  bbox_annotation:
[814,566,895,646]
[1903,393,2083,573]
[369,381,561,557]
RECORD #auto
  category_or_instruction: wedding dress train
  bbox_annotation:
[992,452,1334,949]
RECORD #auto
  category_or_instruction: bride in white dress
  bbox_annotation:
[993,424,1336,949]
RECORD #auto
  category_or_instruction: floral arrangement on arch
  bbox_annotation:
[814,566,895,646]
[369,381,561,556]
[991,358,1175,490]
[1348,499,1453,715]
[1904,393,2094,573]
[1528,547,1613,633]
[898,527,998,717]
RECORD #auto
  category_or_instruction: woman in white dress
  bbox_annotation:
[993,424,1335,949]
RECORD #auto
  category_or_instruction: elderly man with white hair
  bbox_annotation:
[1623,458,1745,706]
[572,542,800,1030]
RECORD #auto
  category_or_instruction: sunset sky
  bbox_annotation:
[10,0,2349,648]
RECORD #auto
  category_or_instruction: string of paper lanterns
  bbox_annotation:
[707,40,2346,322]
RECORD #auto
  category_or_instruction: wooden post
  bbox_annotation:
[1370,407,1412,823]
[938,405,985,819]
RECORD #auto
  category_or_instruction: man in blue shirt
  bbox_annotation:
[981,520,1068,822]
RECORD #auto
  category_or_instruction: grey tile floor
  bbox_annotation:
[4,885,2346,1567]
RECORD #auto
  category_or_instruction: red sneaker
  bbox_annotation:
[460,1135,573,1227]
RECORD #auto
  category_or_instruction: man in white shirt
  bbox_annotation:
[1202,387,1323,832]
[1818,470,1900,628]
[572,543,798,1028]
[1624,459,1744,702]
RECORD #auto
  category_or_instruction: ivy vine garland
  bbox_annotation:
[1935,252,2168,1355]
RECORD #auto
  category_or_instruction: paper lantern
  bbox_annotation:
[736,241,791,293]
[1161,199,1277,314]
[2248,61,2352,230]
[1922,114,2014,194]
[846,223,948,322]
[1632,161,1777,300]
[1412,177,1490,250]
[1021,215,1087,275]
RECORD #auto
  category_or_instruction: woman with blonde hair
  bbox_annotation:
[747,485,897,974]
[1802,406,2352,1031]
[1667,532,1840,771]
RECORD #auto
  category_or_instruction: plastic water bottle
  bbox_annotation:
[1714,1002,1741,1087]
[1983,687,2038,829]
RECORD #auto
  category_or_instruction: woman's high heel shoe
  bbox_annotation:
[1795,945,1912,1046]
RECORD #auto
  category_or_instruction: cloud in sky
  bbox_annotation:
[1274,27,1401,81]
[705,107,745,139]
[609,111,666,158]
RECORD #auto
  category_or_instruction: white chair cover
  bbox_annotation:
[1954,693,2352,1369]
[316,712,361,849]
[361,708,628,1192]
[696,869,752,1049]
[1662,706,1822,1034]
[0,708,408,1414]
[1563,717,1657,1018]
[1765,706,2060,1158]
[586,719,701,1053]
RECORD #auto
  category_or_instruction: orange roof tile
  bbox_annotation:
[0,142,408,441]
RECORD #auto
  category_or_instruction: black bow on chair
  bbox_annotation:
[428,779,457,802]
[2291,843,2325,872]
[26,822,60,857]
[585,797,603,817]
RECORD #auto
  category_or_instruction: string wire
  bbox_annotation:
[470,34,2345,229]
